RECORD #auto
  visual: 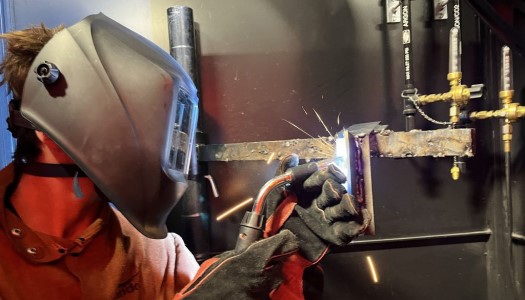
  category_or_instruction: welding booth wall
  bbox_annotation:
[3,0,524,299]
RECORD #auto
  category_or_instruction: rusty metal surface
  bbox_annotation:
[360,134,375,235]
[197,138,334,162]
[371,128,475,158]
[197,128,475,162]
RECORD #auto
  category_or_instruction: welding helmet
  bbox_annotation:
[20,14,199,238]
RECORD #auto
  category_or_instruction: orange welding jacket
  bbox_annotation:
[0,163,315,299]
[0,164,200,299]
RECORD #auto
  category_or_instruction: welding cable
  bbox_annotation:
[504,150,519,300]
[401,0,417,131]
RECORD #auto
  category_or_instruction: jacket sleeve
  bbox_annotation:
[171,233,200,292]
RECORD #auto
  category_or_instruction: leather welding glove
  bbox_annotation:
[264,154,371,263]
[174,229,299,300]
[262,155,370,299]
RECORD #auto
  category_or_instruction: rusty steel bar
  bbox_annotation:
[197,128,475,162]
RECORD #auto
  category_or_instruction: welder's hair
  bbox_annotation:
[0,24,64,165]
[0,23,64,99]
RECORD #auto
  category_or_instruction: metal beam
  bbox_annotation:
[197,128,475,162]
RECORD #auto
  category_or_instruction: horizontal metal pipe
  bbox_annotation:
[332,229,492,253]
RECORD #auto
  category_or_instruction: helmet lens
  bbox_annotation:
[163,88,198,181]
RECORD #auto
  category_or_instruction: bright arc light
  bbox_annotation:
[366,256,379,283]
[334,132,351,193]
[216,198,254,221]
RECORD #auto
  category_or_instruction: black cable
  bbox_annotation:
[401,0,416,131]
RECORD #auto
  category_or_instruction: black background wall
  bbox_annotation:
[4,0,521,298]
[166,1,524,299]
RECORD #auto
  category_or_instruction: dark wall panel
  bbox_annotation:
[169,1,506,298]
[322,243,488,300]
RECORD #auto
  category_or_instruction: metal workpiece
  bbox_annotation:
[370,128,474,158]
[197,128,475,162]
[354,133,375,235]
[197,138,334,162]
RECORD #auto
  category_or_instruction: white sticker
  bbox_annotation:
[403,30,411,44]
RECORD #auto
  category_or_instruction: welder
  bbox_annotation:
[0,14,369,299]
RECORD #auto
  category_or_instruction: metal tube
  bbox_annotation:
[167,6,198,85]
[349,230,491,246]
[501,46,513,91]
[167,6,210,261]
[253,174,291,214]
[449,27,461,73]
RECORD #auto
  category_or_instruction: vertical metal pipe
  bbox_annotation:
[167,6,199,86]
[482,25,518,300]
[401,0,416,131]
[167,6,210,261]
[501,45,518,299]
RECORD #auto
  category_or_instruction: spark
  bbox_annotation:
[302,106,308,115]
[313,108,333,137]
[337,112,341,126]
[216,198,254,221]
[281,118,334,152]
[366,256,379,283]
[282,119,317,139]
[266,152,275,164]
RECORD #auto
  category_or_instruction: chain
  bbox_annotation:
[401,89,452,126]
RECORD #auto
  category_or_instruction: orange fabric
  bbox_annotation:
[263,192,312,300]
[0,164,200,300]
[271,253,315,299]
[263,192,329,299]
[264,192,298,237]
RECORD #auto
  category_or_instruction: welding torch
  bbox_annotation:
[234,158,338,251]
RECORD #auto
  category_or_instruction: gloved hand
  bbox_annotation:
[174,230,299,300]
[264,154,371,263]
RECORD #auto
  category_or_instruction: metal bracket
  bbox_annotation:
[386,0,401,23]
[434,0,449,20]
[346,121,386,137]
[347,128,375,235]
[469,83,485,99]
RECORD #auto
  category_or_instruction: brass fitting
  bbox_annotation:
[450,165,460,181]
[502,123,512,153]
[499,90,514,105]
[470,90,525,153]
[447,72,462,86]
[417,72,475,124]
[449,103,460,124]
[449,84,471,107]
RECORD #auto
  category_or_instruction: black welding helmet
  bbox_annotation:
[20,13,199,238]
